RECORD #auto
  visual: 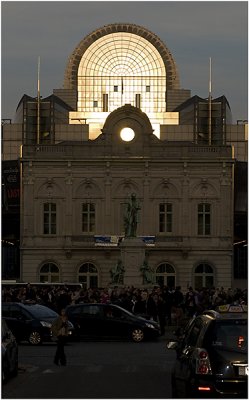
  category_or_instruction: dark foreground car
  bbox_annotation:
[167,304,248,398]
[2,302,74,345]
[2,319,18,383]
[66,303,160,342]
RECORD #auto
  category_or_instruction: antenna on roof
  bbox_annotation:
[37,56,41,144]
[208,57,212,145]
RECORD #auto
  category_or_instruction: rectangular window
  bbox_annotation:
[114,86,118,92]
[159,203,172,233]
[82,203,95,233]
[146,86,150,93]
[43,203,56,234]
[198,203,211,235]
[93,101,98,108]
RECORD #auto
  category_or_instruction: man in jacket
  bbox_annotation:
[51,309,69,366]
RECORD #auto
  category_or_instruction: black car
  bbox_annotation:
[2,302,74,345]
[66,303,160,342]
[2,319,18,383]
[167,304,248,398]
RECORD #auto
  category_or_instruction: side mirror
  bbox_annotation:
[166,340,179,350]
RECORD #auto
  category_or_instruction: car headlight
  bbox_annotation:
[40,321,52,328]
[144,322,157,329]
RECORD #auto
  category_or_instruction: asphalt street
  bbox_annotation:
[2,334,176,399]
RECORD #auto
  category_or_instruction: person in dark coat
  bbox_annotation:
[185,287,197,317]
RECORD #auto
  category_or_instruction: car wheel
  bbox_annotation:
[28,331,42,345]
[131,328,144,342]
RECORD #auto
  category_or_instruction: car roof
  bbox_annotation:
[68,303,116,307]
[66,303,133,313]
[202,304,248,320]
[2,302,58,313]
[3,301,46,308]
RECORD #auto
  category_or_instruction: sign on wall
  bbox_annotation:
[94,235,155,246]
[2,160,20,209]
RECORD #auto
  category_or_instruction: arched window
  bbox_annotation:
[40,263,60,283]
[155,263,175,288]
[78,263,98,289]
[194,263,214,289]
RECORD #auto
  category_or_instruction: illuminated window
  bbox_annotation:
[120,127,135,142]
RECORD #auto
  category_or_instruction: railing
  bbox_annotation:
[21,143,233,159]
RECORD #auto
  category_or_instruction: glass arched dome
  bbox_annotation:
[77,32,166,114]
[68,24,179,138]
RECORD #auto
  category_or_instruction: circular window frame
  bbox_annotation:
[120,127,135,142]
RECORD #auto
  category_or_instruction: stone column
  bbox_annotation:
[120,237,146,286]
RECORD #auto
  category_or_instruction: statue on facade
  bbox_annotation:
[140,259,155,285]
[124,193,141,237]
[110,259,125,285]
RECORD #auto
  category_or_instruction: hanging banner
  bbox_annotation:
[2,160,20,209]
[94,235,155,246]
[94,236,120,246]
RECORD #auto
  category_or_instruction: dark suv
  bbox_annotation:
[2,302,74,345]
[167,304,248,398]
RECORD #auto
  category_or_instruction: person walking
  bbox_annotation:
[51,309,69,366]
[185,287,197,317]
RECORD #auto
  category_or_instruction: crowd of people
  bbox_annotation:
[2,283,247,334]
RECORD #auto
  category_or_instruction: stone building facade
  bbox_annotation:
[20,102,234,289]
[3,23,247,289]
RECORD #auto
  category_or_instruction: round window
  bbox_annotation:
[120,127,135,142]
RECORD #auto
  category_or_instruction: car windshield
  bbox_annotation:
[25,305,58,319]
[210,320,247,351]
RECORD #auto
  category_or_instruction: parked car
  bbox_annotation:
[2,319,18,383]
[66,303,160,342]
[2,302,74,345]
[167,304,248,398]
